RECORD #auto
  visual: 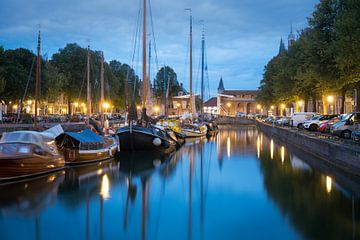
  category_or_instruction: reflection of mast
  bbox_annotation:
[141,178,148,240]
[86,193,90,240]
[200,142,204,228]
[100,194,103,240]
[35,216,40,240]
[188,149,193,240]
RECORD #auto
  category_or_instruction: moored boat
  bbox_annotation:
[0,131,65,181]
[117,124,177,154]
[181,123,208,138]
[56,129,118,165]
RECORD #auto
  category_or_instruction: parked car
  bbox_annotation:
[318,116,341,133]
[330,112,360,139]
[246,113,256,119]
[303,114,338,131]
[236,112,246,118]
[290,112,319,128]
[275,117,291,126]
[352,130,360,142]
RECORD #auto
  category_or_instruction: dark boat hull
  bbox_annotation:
[117,126,176,154]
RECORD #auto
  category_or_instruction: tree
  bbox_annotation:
[154,66,183,99]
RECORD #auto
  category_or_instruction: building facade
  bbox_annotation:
[204,78,260,116]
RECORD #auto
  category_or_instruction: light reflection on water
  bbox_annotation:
[0,126,360,240]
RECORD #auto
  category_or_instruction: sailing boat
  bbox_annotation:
[56,47,118,165]
[180,10,207,138]
[116,0,177,154]
[0,31,66,181]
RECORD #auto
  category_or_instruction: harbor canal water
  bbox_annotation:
[0,126,359,240]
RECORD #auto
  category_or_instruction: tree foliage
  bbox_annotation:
[257,0,360,112]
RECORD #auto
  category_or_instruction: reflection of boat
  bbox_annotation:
[56,129,118,165]
[0,171,65,217]
[0,131,65,181]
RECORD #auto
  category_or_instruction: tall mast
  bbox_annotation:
[189,10,194,115]
[201,22,205,115]
[141,0,147,110]
[86,45,91,125]
[100,51,104,127]
[34,31,40,129]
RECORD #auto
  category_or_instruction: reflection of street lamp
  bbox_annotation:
[226,102,231,116]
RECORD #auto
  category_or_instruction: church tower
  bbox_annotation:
[217,77,225,94]
[279,37,286,54]
[288,24,296,47]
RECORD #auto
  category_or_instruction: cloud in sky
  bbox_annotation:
[0,0,319,97]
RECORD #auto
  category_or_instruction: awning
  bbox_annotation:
[63,129,105,144]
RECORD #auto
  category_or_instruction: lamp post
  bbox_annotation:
[176,103,181,116]
[327,95,334,114]
[226,102,231,116]
[298,101,303,112]
[281,104,285,116]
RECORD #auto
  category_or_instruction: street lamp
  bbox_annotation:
[281,104,285,116]
[226,102,231,116]
[154,106,160,115]
[327,95,334,114]
[176,103,181,116]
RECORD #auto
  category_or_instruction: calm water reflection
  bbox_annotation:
[0,126,359,240]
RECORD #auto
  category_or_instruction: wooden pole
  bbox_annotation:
[86,46,91,125]
[34,31,40,129]
[100,51,104,127]
[142,0,147,109]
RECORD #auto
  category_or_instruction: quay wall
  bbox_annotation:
[215,117,255,125]
[256,120,360,176]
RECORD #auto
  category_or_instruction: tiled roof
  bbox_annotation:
[222,90,259,96]
[204,97,217,107]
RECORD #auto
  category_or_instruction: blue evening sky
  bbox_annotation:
[0,0,319,97]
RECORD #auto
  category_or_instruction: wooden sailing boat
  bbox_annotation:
[180,11,207,138]
[0,32,65,181]
[56,47,118,164]
[116,0,176,154]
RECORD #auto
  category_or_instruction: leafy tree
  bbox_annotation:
[154,66,183,99]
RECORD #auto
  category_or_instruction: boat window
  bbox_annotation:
[0,143,32,154]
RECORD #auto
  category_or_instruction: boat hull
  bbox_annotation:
[62,144,118,165]
[117,127,176,154]
[181,129,207,138]
[0,154,65,182]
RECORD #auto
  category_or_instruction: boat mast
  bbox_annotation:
[201,22,205,116]
[141,0,147,110]
[34,31,40,129]
[86,45,91,125]
[189,10,194,115]
[100,51,105,127]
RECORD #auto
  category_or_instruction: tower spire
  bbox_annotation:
[288,23,295,47]
[279,37,286,54]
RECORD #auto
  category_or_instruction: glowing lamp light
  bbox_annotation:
[136,105,141,110]
[257,104,261,110]
[176,103,181,108]
[74,102,79,107]
[154,106,160,113]
[298,101,304,107]
[102,102,110,109]
[12,105,18,109]
[27,100,32,105]
[270,105,275,110]
[281,104,286,109]
[226,102,231,107]
[327,95,334,103]
[81,103,86,107]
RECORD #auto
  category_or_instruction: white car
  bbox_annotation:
[303,115,338,131]
[290,112,318,128]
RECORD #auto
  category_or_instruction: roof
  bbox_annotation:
[217,78,225,91]
[0,131,55,150]
[62,129,105,144]
[204,97,217,107]
[222,90,259,96]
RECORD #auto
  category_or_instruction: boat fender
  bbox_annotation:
[153,138,162,146]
